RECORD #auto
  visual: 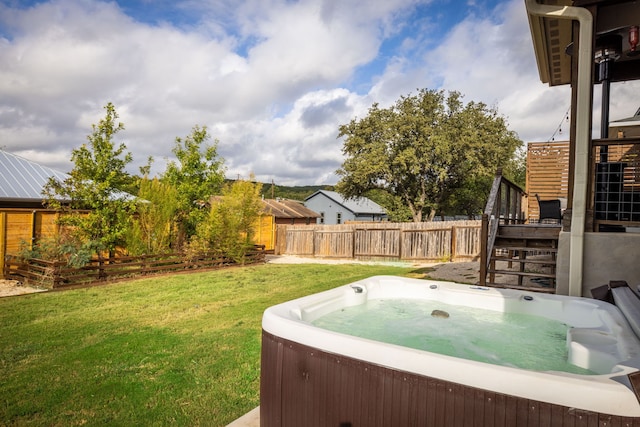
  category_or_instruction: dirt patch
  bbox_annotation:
[0,280,47,297]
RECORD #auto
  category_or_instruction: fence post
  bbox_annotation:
[98,257,105,280]
[479,214,489,286]
[450,226,457,262]
[53,261,63,288]
[0,212,5,279]
[352,228,356,259]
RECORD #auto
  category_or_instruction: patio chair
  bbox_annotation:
[536,194,562,223]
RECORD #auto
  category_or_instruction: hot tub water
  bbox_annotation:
[312,298,593,374]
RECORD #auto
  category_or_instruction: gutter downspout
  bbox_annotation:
[525,0,593,297]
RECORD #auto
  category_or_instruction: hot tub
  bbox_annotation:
[261,276,640,426]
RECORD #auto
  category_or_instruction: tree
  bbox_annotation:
[43,102,135,257]
[504,147,527,189]
[364,189,413,222]
[336,89,522,221]
[439,174,493,219]
[162,125,225,246]
[190,178,263,262]
[125,177,180,255]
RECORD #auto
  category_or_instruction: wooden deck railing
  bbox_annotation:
[590,137,640,230]
[479,170,526,286]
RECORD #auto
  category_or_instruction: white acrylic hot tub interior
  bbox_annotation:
[262,275,640,417]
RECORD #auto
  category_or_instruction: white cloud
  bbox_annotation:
[212,88,366,185]
[0,0,405,180]
[1,0,637,186]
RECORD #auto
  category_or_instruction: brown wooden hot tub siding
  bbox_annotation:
[261,330,640,427]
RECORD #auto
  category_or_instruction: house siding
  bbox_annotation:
[305,195,354,225]
[304,191,386,225]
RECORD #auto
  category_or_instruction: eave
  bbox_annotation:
[526,0,640,87]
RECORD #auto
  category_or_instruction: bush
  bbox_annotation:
[17,234,99,268]
[189,178,263,263]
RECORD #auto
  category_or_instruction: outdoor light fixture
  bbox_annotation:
[594,34,622,64]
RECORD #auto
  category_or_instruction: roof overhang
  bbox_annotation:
[526,0,640,87]
[526,0,575,86]
[610,119,640,128]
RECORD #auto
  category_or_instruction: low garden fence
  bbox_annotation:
[3,246,266,289]
[275,221,481,262]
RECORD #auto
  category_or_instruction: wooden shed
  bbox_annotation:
[255,199,320,251]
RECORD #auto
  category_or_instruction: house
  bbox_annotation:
[0,149,69,209]
[524,0,640,297]
[609,107,640,139]
[0,149,135,277]
[304,190,387,225]
[0,150,72,277]
[254,198,320,251]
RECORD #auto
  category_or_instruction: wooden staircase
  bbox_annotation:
[479,170,561,294]
[486,224,561,293]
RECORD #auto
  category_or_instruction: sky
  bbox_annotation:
[1,0,639,186]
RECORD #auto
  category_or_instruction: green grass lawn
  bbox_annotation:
[0,263,415,426]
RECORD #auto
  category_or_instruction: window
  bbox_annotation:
[319,212,325,224]
[336,212,342,224]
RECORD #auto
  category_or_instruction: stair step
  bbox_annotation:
[482,224,559,294]
[488,269,556,279]
[495,237,558,246]
[498,224,561,239]
[496,234,560,240]
[491,257,555,265]
[492,246,558,253]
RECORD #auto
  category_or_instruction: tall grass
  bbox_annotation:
[0,263,414,426]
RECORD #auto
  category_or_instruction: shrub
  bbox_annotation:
[17,234,98,268]
[189,178,263,262]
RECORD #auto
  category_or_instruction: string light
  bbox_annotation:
[548,106,571,141]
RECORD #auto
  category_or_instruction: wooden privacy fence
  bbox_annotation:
[4,247,266,289]
[275,221,481,261]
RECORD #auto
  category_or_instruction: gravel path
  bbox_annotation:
[0,280,46,297]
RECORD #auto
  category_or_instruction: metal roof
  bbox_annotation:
[0,150,70,202]
[262,198,320,219]
[305,190,386,215]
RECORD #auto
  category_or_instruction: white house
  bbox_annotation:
[304,190,387,225]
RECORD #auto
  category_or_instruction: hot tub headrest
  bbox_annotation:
[591,280,640,304]
[594,280,640,340]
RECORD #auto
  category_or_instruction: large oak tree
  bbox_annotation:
[336,89,522,221]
